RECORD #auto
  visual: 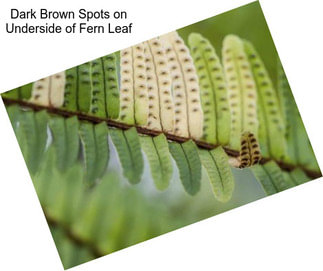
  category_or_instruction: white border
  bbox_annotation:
[0,0,322,270]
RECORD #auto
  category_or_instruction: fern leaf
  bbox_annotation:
[199,147,234,202]
[161,31,203,139]
[244,41,286,160]
[89,59,107,117]
[64,116,80,168]
[1,88,20,99]
[19,110,48,175]
[77,62,92,113]
[30,76,50,106]
[289,168,311,185]
[188,33,231,145]
[5,105,21,133]
[119,47,135,124]
[169,140,201,195]
[239,131,261,168]
[251,164,277,195]
[143,41,162,131]
[49,116,67,171]
[119,43,148,125]
[140,134,173,190]
[79,122,97,185]
[63,67,78,111]
[20,83,33,100]
[49,72,65,107]
[102,54,120,119]
[49,115,80,172]
[79,121,109,185]
[222,35,258,150]
[110,127,144,184]
[252,160,294,195]
[93,122,109,180]
[143,38,175,132]
[3,84,32,100]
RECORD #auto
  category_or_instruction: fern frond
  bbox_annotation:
[20,83,33,100]
[102,54,120,119]
[2,88,20,99]
[77,62,92,113]
[239,131,261,168]
[49,115,79,172]
[110,127,144,184]
[251,160,295,195]
[79,122,97,184]
[199,146,234,202]
[18,110,49,175]
[49,116,68,171]
[30,76,51,106]
[160,31,203,139]
[188,33,231,145]
[49,72,65,107]
[63,67,78,111]
[119,43,148,125]
[244,41,286,160]
[222,35,258,150]
[6,104,21,132]
[289,168,311,185]
[93,122,110,180]
[169,140,201,195]
[143,38,175,132]
[140,134,173,190]
[89,59,107,117]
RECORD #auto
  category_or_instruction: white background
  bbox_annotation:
[0,0,322,270]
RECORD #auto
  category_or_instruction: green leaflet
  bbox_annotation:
[63,67,78,111]
[50,226,94,269]
[277,60,320,172]
[110,127,144,184]
[79,122,96,184]
[119,44,148,125]
[251,164,277,195]
[49,116,79,172]
[244,40,286,160]
[3,83,33,100]
[94,122,110,180]
[199,147,234,202]
[222,35,258,150]
[65,116,80,168]
[102,54,120,119]
[169,140,201,195]
[2,88,20,99]
[79,121,109,185]
[89,58,106,117]
[48,163,84,226]
[263,161,295,191]
[251,160,294,195]
[19,110,48,175]
[188,33,231,145]
[5,104,21,133]
[140,134,173,190]
[20,83,33,100]
[289,168,311,185]
[77,62,92,113]
[49,116,66,171]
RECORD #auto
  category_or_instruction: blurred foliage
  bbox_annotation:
[30,142,265,269]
